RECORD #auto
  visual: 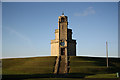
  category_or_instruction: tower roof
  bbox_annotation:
[62,12,64,16]
[62,12,64,15]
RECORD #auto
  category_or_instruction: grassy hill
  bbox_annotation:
[2,56,120,80]
[69,56,120,78]
[2,56,56,75]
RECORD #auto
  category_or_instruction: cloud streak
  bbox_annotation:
[5,27,32,46]
[74,7,96,16]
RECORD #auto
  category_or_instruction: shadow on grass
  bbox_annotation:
[2,73,94,80]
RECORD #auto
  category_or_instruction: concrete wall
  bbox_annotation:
[67,40,76,56]
[67,29,72,40]
[59,23,67,40]
[55,29,59,40]
[51,40,59,56]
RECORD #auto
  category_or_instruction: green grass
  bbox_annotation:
[69,56,120,78]
[2,56,56,74]
[85,73,117,78]
[2,56,120,79]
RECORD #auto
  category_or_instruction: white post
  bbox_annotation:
[106,41,109,68]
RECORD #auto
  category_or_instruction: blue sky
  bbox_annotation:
[2,2,118,58]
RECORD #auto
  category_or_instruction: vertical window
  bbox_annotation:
[61,18,64,22]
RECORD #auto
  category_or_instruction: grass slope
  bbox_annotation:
[69,56,120,78]
[2,56,120,80]
[2,56,56,75]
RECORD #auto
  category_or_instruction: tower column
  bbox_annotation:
[52,13,76,74]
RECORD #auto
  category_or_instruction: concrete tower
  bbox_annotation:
[51,13,76,56]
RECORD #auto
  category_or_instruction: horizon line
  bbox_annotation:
[1,55,119,59]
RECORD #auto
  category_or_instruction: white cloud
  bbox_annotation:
[74,7,96,16]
